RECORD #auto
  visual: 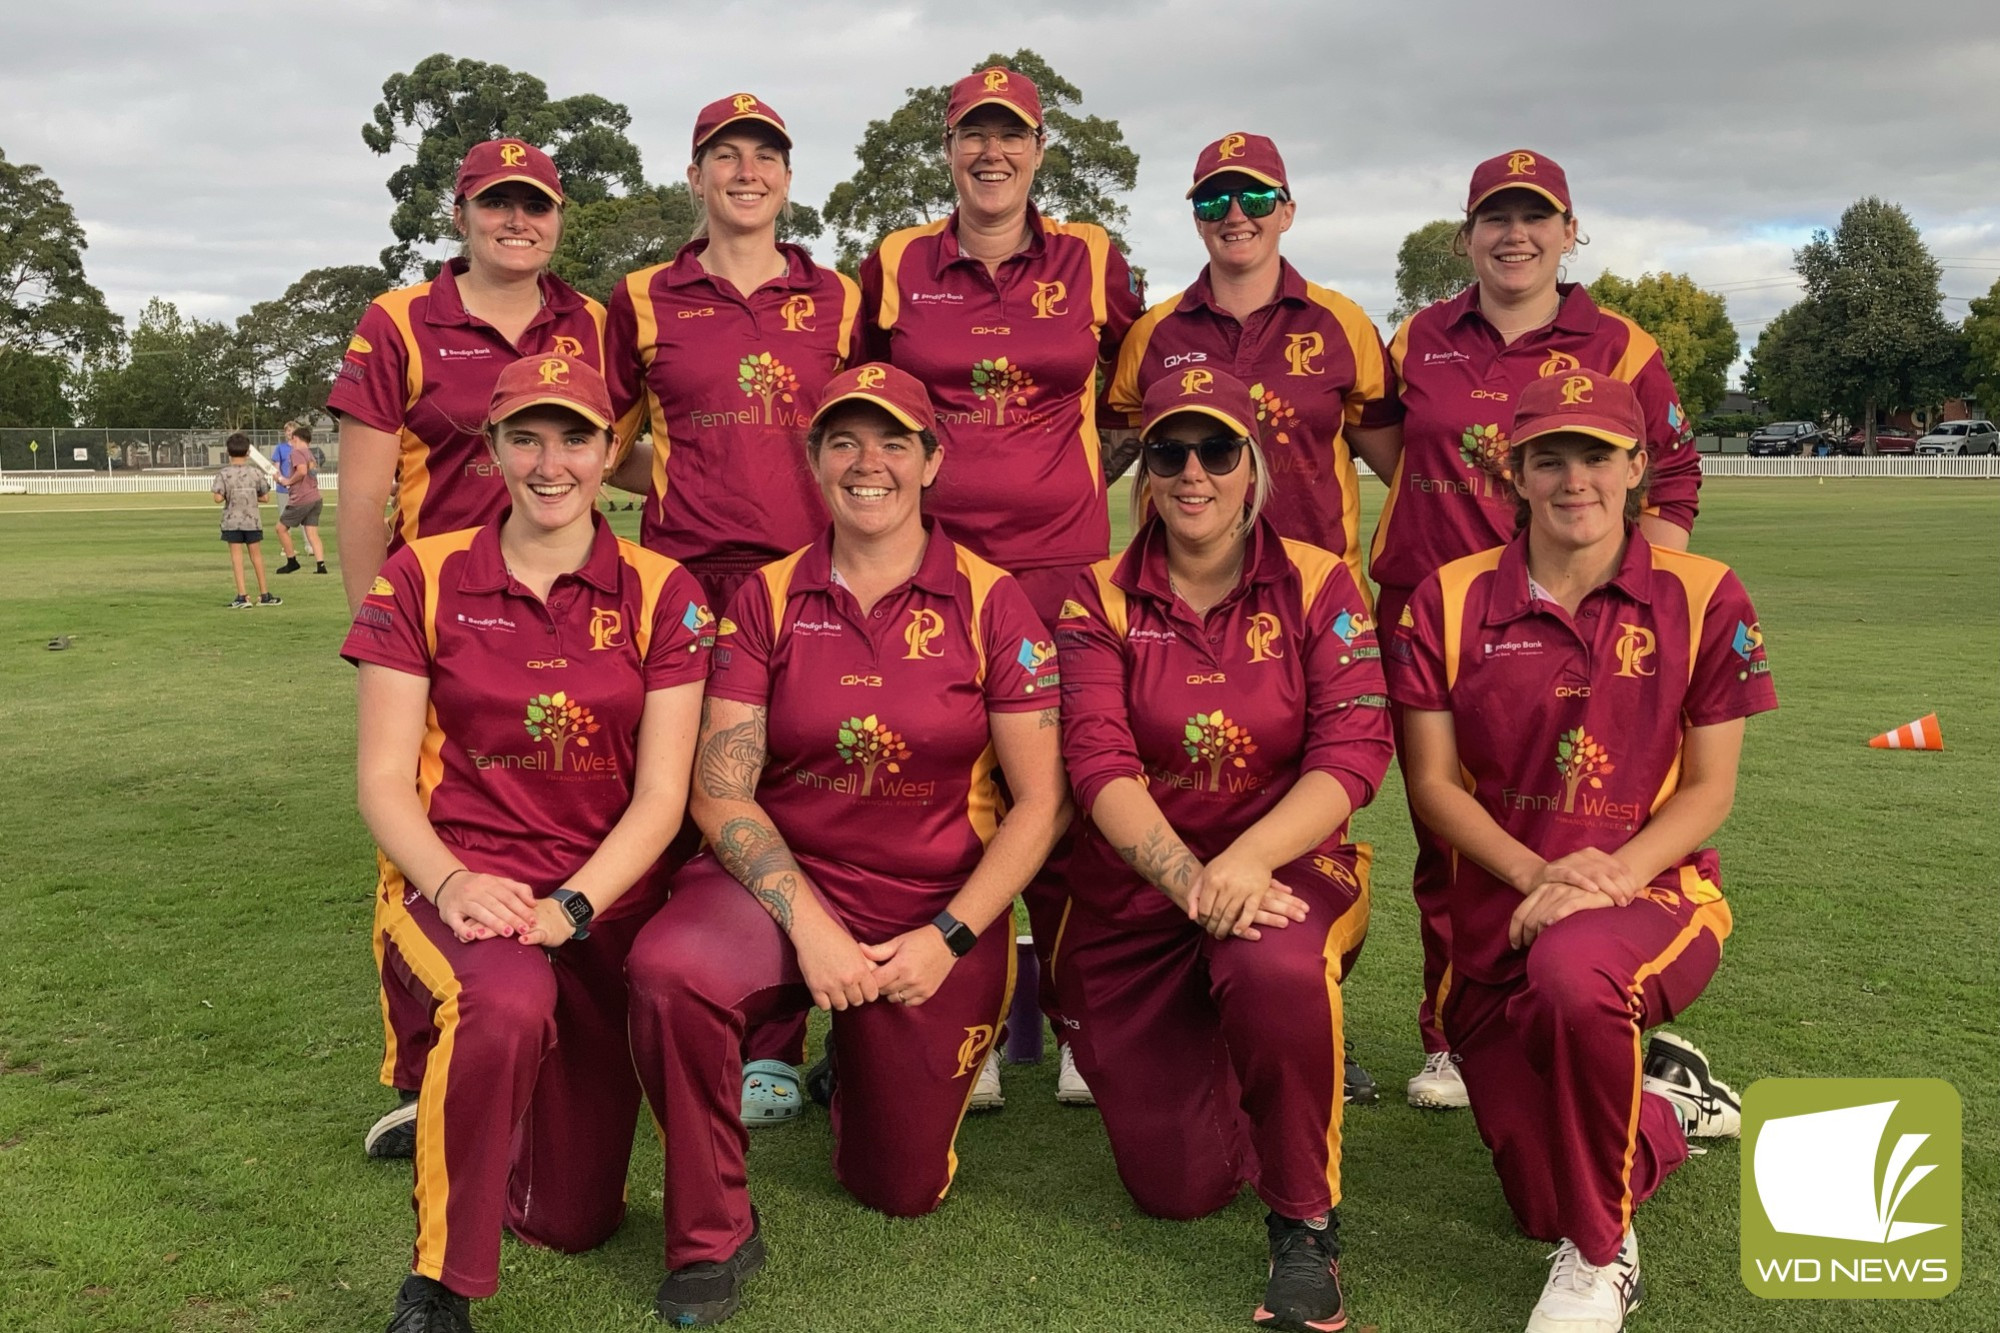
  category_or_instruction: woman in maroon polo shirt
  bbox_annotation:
[625,363,1069,1327]
[1056,369,1392,1333]
[1388,370,1771,1333]
[343,355,709,1333]
[859,62,1144,1109]
[331,137,609,1160]
[1368,149,1704,1112]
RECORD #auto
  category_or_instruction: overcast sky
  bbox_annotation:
[6,0,1997,379]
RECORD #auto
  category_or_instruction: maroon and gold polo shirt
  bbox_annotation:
[329,258,608,551]
[858,204,1142,573]
[705,522,1055,940]
[1368,283,1701,595]
[1107,261,1400,591]
[1385,528,1776,984]
[1057,517,1394,929]
[340,514,711,918]
[606,241,863,570]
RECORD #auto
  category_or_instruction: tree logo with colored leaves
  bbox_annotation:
[835,714,912,795]
[738,352,800,425]
[1183,710,1257,791]
[524,691,600,772]
[1555,727,1614,813]
[1459,423,1511,491]
[1248,382,1299,447]
[971,357,1034,426]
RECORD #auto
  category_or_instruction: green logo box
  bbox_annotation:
[1740,1078,1961,1299]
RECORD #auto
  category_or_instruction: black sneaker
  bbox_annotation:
[1342,1044,1378,1106]
[258,592,282,606]
[366,1090,420,1160]
[1256,1210,1346,1332]
[229,595,250,610]
[315,561,329,574]
[655,1211,766,1326]
[276,557,301,574]
[803,1036,835,1108]
[385,1274,474,1333]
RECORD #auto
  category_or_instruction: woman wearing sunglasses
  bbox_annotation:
[860,64,1144,1109]
[1368,150,1705,1115]
[1056,369,1392,1333]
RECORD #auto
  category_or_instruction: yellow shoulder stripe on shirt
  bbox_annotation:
[873,220,950,334]
[1437,547,1505,691]
[410,527,481,658]
[1302,281,1391,408]
[1088,559,1128,639]
[832,270,864,367]
[1598,308,1663,385]
[1046,218,1114,328]
[374,282,432,413]
[1385,313,1417,398]
[616,539,685,660]
[622,266,669,369]
[759,546,813,641]
[1108,292,1181,421]
[1279,538,1342,617]
[954,545,1012,689]
[580,294,609,363]
[1653,545,1731,687]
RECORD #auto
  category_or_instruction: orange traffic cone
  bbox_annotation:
[1868,713,1944,751]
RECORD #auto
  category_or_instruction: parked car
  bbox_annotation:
[1747,421,1823,456]
[1915,420,2000,456]
[1834,427,1918,456]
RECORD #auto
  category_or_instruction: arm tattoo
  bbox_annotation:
[715,815,804,932]
[1035,707,1060,730]
[1114,822,1200,896]
[697,701,768,803]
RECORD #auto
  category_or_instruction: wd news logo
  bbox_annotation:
[1741,1079,1960,1299]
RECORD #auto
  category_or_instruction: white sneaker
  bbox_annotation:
[1526,1229,1642,1333]
[1055,1042,1095,1105]
[969,1048,1004,1111]
[1643,1031,1740,1138]
[1406,1050,1470,1109]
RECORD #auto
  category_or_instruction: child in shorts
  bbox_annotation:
[213,432,281,608]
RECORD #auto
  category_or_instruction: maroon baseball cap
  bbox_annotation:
[692,92,792,157]
[1139,367,1261,442]
[811,363,937,434]
[946,66,1043,130]
[1510,369,1644,451]
[1187,133,1288,198]
[1466,148,1570,214]
[456,138,563,205]
[487,354,614,431]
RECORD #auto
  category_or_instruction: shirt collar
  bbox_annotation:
[455,510,624,596]
[1447,281,1596,339]
[1112,513,1293,606]
[1485,524,1655,626]
[791,519,959,597]
[1176,259,1307,319]
[425,258,584,329]
[665,239,820,292]
[936,202,1049,278]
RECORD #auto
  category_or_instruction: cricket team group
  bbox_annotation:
[328,64,1777,1333]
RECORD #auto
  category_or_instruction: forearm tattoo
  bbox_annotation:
[1115,822,1200,896]
[715,815,804,932]
[697,701,768,804]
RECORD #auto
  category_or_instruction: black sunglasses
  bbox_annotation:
[1191,187,1288,222]
[1142,436,1248,477]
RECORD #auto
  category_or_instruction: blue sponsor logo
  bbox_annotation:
[1732,620,1764,660]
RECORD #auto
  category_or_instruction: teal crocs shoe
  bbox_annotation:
[740,1059,805,1127]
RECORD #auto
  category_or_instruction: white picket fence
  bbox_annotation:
[0,474,342,495]
[1699,456,2000,479]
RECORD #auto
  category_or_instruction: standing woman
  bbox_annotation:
[1368,151,1703,1112]
[860,64,1143,1105]
[1057,371,1393,1333]
[1387,370,1765,1332]
[331,138,609,1157]
[343,355,709,1333]
[625,364,1069,1326]
[605,94,863,1120]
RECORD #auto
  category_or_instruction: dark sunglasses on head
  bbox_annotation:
[1191,187,1288,222]
[1142,436,1248,477]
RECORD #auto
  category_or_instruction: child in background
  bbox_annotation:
[213,432,281,608]
[275,424,327,575]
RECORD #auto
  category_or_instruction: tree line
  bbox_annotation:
[3,53,1994,438]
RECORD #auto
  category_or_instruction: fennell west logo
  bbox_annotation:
[1741,1079,1960,1299]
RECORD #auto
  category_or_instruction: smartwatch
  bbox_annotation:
[931,910,977,958]
[550,888,594,941]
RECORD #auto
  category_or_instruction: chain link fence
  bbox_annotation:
[0,427,341,477]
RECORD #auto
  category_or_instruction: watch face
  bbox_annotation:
[560,893,591,925]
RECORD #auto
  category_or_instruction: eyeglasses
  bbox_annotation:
[954,127,1038,155]
[1191,187,1288,222]
[1142,436,1248,477]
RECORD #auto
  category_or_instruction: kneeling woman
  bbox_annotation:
[1057,370,1393,1333]
[344,354,711,1332]
[626,362,1069,1326]
[1388,370,1773,1333]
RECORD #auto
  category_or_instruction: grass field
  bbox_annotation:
[1,480,1994,1333]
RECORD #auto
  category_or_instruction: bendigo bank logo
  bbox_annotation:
[588,607,625,651]
[1560,374,1595,406]
[521,691,602,773]
[551,335,584,357]
[1216,133,1248,160]
[955,1024,997,1077]
[1183,710,1257,791]
[1284,331,1325,377]
[738,352,801,425]
[732,93,760,114]
[1540,349,1582,378]
[1614,623,1657,677]
[1507,151,1537,176]
[499,142,528,167]
[780,294,816,333]
[1245,612,1284,662]
[903,608,946,659]
[537,357,570,385]
[1180,367,1215,395]
[834,714,912,795]
[1031,280,1067,319]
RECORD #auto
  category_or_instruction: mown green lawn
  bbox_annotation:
[1,480,1994,1332]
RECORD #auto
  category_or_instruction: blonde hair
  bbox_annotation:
[689,135,795,242]
[1126,419,1272,540]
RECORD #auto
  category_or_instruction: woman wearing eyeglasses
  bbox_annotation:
[1056,370,1392,1333]
[860,63,1144,1108]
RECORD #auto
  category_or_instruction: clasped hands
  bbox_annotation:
[1508,847,1641,949]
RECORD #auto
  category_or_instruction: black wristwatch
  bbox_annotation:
[551,888,594,941]
[931,910,977,958]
